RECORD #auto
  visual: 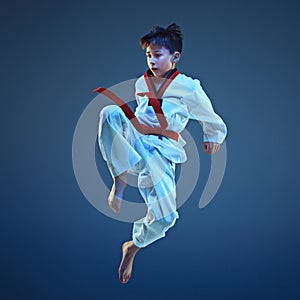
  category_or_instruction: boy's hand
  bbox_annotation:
[202,142,220,155]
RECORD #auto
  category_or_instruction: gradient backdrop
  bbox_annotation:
[1,0,300,299]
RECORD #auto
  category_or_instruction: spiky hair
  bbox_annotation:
[140,23,183,54]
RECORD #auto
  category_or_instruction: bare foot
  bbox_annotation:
[118,240,140,284]
[108,173,127,213]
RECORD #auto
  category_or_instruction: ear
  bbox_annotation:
[172,51,181,63]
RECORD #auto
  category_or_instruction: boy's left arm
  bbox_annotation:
[202,142,220,155]
[185,79,227,154]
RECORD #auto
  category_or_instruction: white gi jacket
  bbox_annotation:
[134,70,227,164]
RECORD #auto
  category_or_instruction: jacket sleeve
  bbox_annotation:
[186,79,227,143]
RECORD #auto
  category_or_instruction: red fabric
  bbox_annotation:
[93,70,180,141]
[143,70,179,130]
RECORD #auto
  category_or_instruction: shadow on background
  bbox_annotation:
[1,1,299,299]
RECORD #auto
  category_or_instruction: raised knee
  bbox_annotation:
[99,105,127,126]
[100,105,122,119]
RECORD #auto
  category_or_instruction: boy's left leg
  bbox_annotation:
[118,240,140,284]
[118,153,178,284]
[132,154,178,249]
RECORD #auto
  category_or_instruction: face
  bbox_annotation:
[146,44,179,78]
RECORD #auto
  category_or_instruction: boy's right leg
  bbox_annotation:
[98,105,143,213]
[108,172,127,213]
[98,105,145,283]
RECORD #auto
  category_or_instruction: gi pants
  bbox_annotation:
[98,105,179,248]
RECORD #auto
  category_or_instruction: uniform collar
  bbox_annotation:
[144,68,180,98]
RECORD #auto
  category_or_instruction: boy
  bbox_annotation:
[97,23,227,284]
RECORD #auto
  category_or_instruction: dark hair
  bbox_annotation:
[140,23,183,54]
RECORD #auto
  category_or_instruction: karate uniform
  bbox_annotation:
[98,69,227,248]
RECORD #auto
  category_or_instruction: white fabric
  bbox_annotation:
[135,73,227,151]
[98,72,227,248]
[98,105,178,248]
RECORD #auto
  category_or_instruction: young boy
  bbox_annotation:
[97,23,227,284]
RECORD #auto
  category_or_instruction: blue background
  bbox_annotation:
[1,0,299,299]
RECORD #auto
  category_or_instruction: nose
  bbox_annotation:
[149,56,156,64]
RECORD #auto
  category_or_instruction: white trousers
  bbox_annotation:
[98,105,179,248]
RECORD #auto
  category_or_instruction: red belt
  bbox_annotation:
[93,87,179,141]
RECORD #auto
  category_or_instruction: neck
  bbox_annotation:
[153,66,176,79]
